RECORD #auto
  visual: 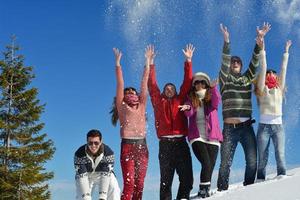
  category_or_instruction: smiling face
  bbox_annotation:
[87,136,102,155]
[230,60,241,74]
[163,84,176,98]
[230,56,242,74]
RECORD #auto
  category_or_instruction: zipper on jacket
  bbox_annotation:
[168,99,174,133]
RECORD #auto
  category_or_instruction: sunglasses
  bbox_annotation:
[88,141,100,146]
[231,59,241,64]
[194,80,207,86]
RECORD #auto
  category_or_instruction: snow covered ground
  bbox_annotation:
[190,167,300,200]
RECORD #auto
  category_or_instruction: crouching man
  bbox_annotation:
[74,129,120,200]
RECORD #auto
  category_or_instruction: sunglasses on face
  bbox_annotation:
[231,59,241,64]
[194,80,207,86]
[88,141,100,146]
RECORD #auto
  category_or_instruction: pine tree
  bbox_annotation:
[0,37,56,200]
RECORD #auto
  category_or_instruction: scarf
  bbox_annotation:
[196,89,206,100]
[265,74,279,89]
[124,94,139,106]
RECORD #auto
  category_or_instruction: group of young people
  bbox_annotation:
[73,22,292,200]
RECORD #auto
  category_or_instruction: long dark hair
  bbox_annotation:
[109,87,138,126]
[188,86,211,108]
[109,97,118,126]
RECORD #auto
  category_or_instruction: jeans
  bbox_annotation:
[257,123,286,180]
[159,139,193,200]
[217,124,257,191]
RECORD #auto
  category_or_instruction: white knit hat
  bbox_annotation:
[192,72,210,86]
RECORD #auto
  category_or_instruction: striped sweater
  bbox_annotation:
[219,42,261,119]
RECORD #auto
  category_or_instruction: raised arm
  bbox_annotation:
[243,44,260,82]
[178,44,194,99]
[182,43,195,62]
[256,36,267,94]
[113,48,124,110]
[148,53,161,106]
[256,22,271,39]
[219,24,231,93]
[279,40,291,89]
[139,45,154,104]
[244,23,270,82]
[209,79,221,109]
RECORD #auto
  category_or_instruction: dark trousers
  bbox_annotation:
[192,141,219,185]
[217,124,257,191]
[159,139,193,200]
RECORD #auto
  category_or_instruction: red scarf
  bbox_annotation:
[265,74,279,89]
[124,94,139,106]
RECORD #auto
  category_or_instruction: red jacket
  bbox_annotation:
[148,62,193,138]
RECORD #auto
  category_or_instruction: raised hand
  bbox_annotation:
[145,44,155,66]
[285,40,292,53]
[178,104,191,111]
[256,22,271,38]
[113,48,122,66]
[220,24,230,43]
[256,36,265,50]
[210,78,219,88]
[182,43,195,62]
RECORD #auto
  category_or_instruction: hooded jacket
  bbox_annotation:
[148,62,193,138]
[184,86,223,142]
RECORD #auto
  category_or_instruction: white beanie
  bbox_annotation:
[192,72,210,86]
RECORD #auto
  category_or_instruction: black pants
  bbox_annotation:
[192,141,219,185]
[159,139,193,200]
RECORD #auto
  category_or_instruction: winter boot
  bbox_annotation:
[198,184,210,198]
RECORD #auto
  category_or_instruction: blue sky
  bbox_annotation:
[1,0,300,199]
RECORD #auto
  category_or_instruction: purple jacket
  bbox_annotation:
[184,86,223,142]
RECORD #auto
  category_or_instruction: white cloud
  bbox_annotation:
[268,0,300,40]
[273,0,300,26]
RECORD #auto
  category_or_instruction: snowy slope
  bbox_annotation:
[190,167,300,200]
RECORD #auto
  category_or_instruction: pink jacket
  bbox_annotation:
[115,66,149,139]
[184,86,223,142]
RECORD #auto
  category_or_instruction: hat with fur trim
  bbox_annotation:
[192,72,210,86]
